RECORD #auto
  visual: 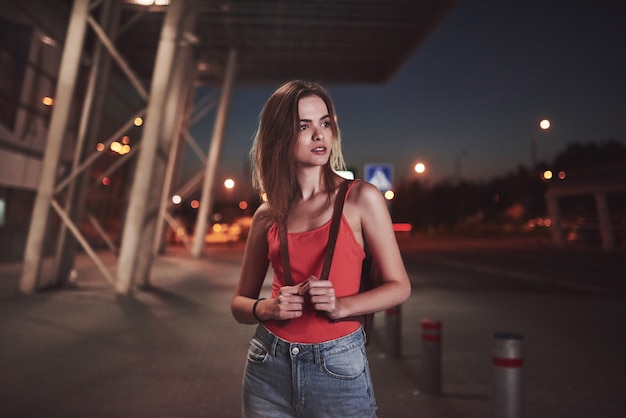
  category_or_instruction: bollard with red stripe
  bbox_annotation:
[419,318,442,394]
[385,305,402,357]
[492,332,523,418]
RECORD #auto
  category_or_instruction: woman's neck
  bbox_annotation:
[295,168,325,201]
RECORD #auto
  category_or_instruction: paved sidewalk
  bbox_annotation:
[1,241,625,417]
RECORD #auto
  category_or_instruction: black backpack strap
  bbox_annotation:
[278,220,293,286]
[278,179,350,287]
[320,179,351,280]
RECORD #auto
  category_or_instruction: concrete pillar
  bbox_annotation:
[20,0,90,294]
[115,0,187,294]
[192,49,238,258]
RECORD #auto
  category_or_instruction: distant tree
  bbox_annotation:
[392,139,626,232]
[552,139,626,171]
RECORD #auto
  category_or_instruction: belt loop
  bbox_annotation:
[313,344,321,364]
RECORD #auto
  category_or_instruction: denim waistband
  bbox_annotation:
[253,324,365,364]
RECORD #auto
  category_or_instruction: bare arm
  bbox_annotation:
[231,205,308,324]
[311,181,411,320]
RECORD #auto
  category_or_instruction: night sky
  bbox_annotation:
[187,1,626,191]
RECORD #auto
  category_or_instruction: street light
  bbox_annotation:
[531,119,551,168]
[132,0,170,5]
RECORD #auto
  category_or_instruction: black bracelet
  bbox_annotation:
[252,298,266,322]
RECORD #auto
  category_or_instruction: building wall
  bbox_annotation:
[0,3,68,262]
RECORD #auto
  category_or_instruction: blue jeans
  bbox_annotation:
[242,324,378,418]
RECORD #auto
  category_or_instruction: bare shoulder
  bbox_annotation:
[249,203,274,234]
[346,180,386,210]
[252,202,271,219]
[342,180,389,239]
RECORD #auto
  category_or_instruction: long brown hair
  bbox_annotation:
[250,80,346,221]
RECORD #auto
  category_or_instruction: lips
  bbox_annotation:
[312,147,326,153]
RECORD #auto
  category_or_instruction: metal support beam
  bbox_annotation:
[87,214,118,255]
[152,61,197,258]
[115,0,187,294]
[53,108,145,193]
[151,47,219,256]
[86,14,149,100]
[138,0,199,287]
[20,0,90,294]
[50,200,115,286]
[594,192,615,251]
[163,211,193,251]
[192,49,238,258]
[54,0,121,286]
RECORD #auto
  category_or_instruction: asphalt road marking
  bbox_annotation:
[427,256,607,294]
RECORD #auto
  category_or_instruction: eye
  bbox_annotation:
[322,120,331,128]
[299,124,308,131]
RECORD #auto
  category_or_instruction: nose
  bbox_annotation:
[312,127,324,141]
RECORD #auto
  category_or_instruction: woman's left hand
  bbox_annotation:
[301,277,338,318]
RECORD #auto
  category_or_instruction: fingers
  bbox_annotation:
[275,286,306,319]
[275,279,338,320]
[305,280,336,313]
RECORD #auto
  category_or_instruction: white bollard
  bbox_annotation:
[492,332,524,418]
[419,318,442,394]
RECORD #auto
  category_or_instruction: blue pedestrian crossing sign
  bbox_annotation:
[364,164,393,192]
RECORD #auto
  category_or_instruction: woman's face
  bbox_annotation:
[294,95,333,168]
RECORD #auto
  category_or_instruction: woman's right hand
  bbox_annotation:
[268,282,307,320]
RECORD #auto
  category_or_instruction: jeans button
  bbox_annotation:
[291,347,300,355]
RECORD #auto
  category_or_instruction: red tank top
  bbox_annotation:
[264,183,365,343]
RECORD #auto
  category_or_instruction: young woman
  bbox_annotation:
[231,80,411,417]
